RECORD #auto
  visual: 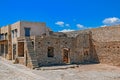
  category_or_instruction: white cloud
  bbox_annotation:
[103,17,120,25]
[65,24,70,27]
[76,24,84,28]
[100,25,107,27]
[59,29,75,32]
[55,21,64,27]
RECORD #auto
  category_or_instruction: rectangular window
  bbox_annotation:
[47,47,54,57]
[1,44,4,54]
[15,29,18,37]
[5,33,7,39]
[24,28,30,37]
[0,34,1,40]
[11,30,14,38]
[1,34,4,40]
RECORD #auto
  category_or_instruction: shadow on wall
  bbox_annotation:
[89,31,100,64]
[91,42,100,64]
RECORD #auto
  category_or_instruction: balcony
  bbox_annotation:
[0,37,8,41]
[0,33,8,41]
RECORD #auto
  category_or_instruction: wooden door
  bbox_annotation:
[63,48,69,63]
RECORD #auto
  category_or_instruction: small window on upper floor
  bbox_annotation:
[24,28,31,37]
[15,29,18,37]
[11,30,14,38]
[0,34,4,40]
[5,33,7,39]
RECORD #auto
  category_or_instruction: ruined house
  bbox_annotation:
[0,21,120,69]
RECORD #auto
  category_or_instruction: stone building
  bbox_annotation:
[0,21,120,69]
[66,25,120,67]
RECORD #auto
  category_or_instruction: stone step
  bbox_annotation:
[25,38,39,69]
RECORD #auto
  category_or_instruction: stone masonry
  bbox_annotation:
[0,21,120,69]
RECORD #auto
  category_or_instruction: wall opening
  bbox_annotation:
[47,47,54,57]
[13,44,16,60]
[5,33,8,40]
[0,34,4,40]
[63,48,70,63]
[24,28,31,37]
[1,44,4,55]
[18,42,24,57]
[32,41,34,48]
[15,29,18,37]
[83,50,89,63]
[84,51,89,56]
[11,30,14,38]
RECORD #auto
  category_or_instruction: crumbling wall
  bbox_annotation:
[75,33,99,64]
[74,33,90,63]
[91,26,120,42]
[35,36,75,66]
[34,32,96,66]
[66,25,120,42]
[66,25,120,66]
[35,37,62,66]
[94,41,120,66]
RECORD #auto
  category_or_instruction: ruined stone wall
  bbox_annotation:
[66,25,120,42]
[35,36,75,66]
[75,33,99,64]
[91,26,120,42]
[94,41,120,66]
[66,25,120,66]
[34,33,96,66]
[90,26,120,66]
[74,34,90,63]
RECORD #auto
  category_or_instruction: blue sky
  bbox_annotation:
[0,0,120,32]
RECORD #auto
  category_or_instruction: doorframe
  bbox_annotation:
[62,48,70,64]
[12,44,16,60]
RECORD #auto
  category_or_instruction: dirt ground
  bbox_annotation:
[0,58,120,80]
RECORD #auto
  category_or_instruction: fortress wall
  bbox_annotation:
[66,25,120,66]
[94,41,120,66]
[90,25,120,42]
[66,25,120,42]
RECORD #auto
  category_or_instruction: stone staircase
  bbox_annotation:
[25,37,38,69]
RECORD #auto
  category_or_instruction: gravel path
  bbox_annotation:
[0,58,47,80]
[0,57,120,80]
[0,61,33,80]
[33,64,120,80]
